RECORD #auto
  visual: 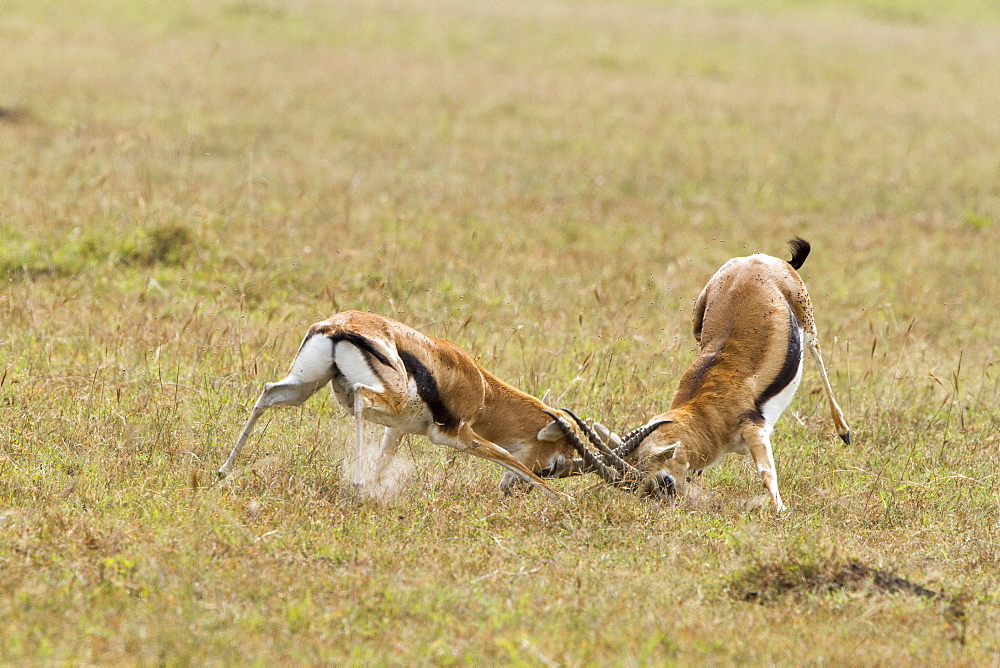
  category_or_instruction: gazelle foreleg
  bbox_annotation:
[741,423,786,512]
[432,423,570,500]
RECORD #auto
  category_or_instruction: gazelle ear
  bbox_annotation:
[537,418,564,442]
[593,422,623,449]
[647,440,681,460]
[540,389,552,406]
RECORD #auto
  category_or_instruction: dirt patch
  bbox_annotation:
[731,558,942,604]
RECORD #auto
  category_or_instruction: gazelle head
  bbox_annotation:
[532,416,579,479]
[635,443,686,498]
[496,401,586,491]
[530,391,596,480]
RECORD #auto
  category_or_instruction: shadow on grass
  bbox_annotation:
[731,558,941,603]
[0,106,32,124]
[730,557,977,645]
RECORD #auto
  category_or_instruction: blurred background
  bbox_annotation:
[1,0,998,662]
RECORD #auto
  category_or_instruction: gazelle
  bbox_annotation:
[549,238,850,511]
[217,310,580,497]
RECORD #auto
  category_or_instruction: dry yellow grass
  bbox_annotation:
[2,0,999,663]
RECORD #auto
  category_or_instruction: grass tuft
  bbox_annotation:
[0,223,196,281]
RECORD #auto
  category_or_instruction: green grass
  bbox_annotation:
[2,0,999,663]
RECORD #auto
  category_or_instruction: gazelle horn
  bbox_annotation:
[560,407,640,478]
[593,422,622,449]
[594,420,674,459]
[615,419,672,458]
[542,411,639,491]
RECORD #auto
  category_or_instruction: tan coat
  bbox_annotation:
[220,311,575,497]
[630,240,850,511]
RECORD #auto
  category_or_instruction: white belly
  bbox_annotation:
[757,333,804,436]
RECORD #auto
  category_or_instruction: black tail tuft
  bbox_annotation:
[787,237,810,270]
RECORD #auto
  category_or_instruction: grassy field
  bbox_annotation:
[2,0,999,663]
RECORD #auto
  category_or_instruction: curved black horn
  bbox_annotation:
[560,408,609,453]
[543,411,638,491]
[560,407,641,478]
[558,410,613,476]
[615,424,652,452]
[615,419,671,459]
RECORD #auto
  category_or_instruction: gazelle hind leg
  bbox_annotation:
[354,425,410,502]
[220,331,338,479]
[362,427,413,502]
[804,332,851,444]
[379,427,403,457]
[349,384,409,489]
[218,376,328,479]
[365,427,404,487]
[352,389,369,486]
[741,423,786,512]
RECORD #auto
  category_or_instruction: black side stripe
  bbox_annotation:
[752,307,802,420]
[327,331,395,370]
[398,350,460,430]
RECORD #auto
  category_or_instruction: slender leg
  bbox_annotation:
[430,423,570,499]
[498,470,531,494]
[218,377,326,479]
[805,333,851,444]
[367,427,408,492]
[352,393,406,488]
[741,424,786,512]
[342,370,409,492]
[374,427,403,482]
[352,388,369,486]
[378,427,403,457]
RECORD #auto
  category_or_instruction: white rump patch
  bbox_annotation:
[287,333,335,385]
[335,340,385,392]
